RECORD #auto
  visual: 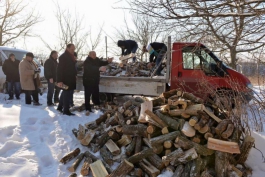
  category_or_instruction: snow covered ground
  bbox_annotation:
[0,91,265,177]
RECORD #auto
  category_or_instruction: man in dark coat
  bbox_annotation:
[117,40,138,62]
[143,42,167,75]
[44,50,60,106]
[83,51,113,112]
[56,44,77,116]
[2,53,21,100]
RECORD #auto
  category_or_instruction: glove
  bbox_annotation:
[34,68,41,74]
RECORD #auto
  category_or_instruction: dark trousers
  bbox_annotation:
[47,81,60,104]
[69,90,74,106]
[155,46,167,75]
[7,81,21,98]
[25,80,39,104]
[58,89,72,113]
[84,85,100,111]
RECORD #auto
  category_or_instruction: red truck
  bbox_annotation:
[77,37,253,101]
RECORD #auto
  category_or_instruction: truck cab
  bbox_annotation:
[170,42,253,101]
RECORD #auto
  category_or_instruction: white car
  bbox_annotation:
[0,46,46,92]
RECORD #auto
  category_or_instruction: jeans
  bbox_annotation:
[7,81,21,98]
[84,85,100,111]
[47,81,60,104]
[58,89,72,113]
[155,45,167,75]
[25,79,39,104]
[69,90,74,106]
[131,44,138,62]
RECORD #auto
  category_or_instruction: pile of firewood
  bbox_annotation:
[60,89,254,177]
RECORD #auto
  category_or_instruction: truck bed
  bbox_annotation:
[76,75,167,96]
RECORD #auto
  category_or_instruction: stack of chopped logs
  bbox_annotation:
[60,89,254,177]
[102,61,153,77]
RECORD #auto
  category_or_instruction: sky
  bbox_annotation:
[13,0,128,59]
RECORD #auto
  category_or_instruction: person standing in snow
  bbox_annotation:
[117,40,138,62]
[69,52,78,107]
[19,52,42,105]
[83,51,113,113]
[44,50,60,106]
[56,44,77,116]
[2,53,21,100]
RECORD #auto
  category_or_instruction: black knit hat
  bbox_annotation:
[26,52,34,58]
[9,53,15,57]
[117,40,125,47]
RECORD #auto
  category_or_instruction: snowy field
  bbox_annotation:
[0,91,264,177]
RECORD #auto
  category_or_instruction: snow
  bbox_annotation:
[0,91,264,177]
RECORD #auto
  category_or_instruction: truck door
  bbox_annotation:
[173,46,221,98]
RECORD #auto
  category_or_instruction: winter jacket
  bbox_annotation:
[57,51,77,90]
[44,57,58,81]
[19,58,40,90]
[2,58,20,82]
[117,40,138,55]
[149,42,167,63]
[83,57,109,87]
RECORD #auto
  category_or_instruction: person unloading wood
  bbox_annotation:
[143,42,167,76]
[117,40,138,62]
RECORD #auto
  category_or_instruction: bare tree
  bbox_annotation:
[0,0,41,46]
[127,0,265,68]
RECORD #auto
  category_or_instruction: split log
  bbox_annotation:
[107,159,134,177]
[235,135,255,164]
[162,89,179,99]
[231,165,243,177]
[116,111,126,125]
[139,159,160,177]
[135,136,142,153]
[181,113,191,119]
[189,116,199,126]
[155,111,181,130]
[68,173,77,177]
[215,119,231,136]
[204,132,214,140]
[181,121,196,137]
[105,139,121,156]
[150,131,180,147]
[139,100,153,123]
[126,137,137,156]
[221,123,234,139]
[161,127,169,134]
[127,148,154,164]
[172,165,184,177]
[60,148,80,164]
[77,124,86,140]
[231,127,242,143]
[95,111,113,125]
[162,148,184,166]
[68,153,84,172]
[108,130,120,141]
[169,104,204,116]
[90,160,109,177]
[163,140,173,149]
[215,151,229,177]
[191,135,201,144]
[207,137,240,154]
[189,157,203,177]
[100,145,114,166]
[80,157,93,176]
[146,153,165,170]
[203,106,222,123]
[177,136,214,156]
[80,130,96,146]
[96,131,110,149]
[122,124,147,137]
[85,121,98,130]
[130,168,143,177]
[106,116,118,128]
[182,92,203,103]
[183,161,192,177]
[113,152,126,163]
[143,138,164,154]
[145,110,168,128]
[198,124,210,134]
[117,135,132,147]
[84,151,112,173]
[123,100,133,109]
[169,100,188,110]
[152,97,166,107]
[147,124,158,134]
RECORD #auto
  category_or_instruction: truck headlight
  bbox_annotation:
[247,83,253,89]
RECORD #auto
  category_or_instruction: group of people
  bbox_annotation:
[2,40,167,116]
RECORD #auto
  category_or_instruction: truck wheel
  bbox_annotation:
[99,93,108,103]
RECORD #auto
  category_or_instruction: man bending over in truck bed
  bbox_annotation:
[117,40,138,62]
[143,42,167,76]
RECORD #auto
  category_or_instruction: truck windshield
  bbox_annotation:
[3,50,27,61]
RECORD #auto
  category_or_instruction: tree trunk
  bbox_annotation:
[60,148,80,164]
[107,159,134,177]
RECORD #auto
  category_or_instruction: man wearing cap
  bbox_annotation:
[19,52,42,105]
[44,50,60,106]
[56,44,77,116]
[2,53,21,100]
